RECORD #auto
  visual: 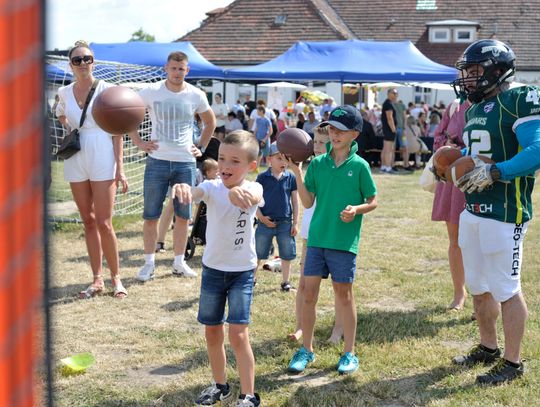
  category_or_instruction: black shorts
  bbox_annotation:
[383,130,396,142]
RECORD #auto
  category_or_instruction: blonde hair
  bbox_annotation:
[202,158,218,178]
[68,40,92,58]
[313,125,330,140]
[222,130,259,162]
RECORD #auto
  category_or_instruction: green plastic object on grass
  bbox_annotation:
[60,352,95,375]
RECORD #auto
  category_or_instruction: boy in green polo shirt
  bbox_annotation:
[287,105,378,375]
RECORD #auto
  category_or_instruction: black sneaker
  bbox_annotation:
[403,166,415,172]
[236,393,260,406]
[452,344,501,366]
[476,359,525,386]
[155,241,165,253]
[195,382,232,405]
[281,281,292,292]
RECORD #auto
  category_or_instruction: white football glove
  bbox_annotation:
[455,156,494,193]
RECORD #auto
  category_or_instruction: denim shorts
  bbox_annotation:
[197,264,255,326]
[258,140,270,157]
[143,156,195,220]
[255,220,296,261]
[303,246,357,283]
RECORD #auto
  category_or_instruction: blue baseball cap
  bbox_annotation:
[320,105,363,132]
[269,142,280,156]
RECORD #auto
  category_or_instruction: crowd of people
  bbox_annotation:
[53,38,540,405]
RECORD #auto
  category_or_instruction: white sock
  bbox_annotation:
[144,254,155,264]
[174,254,185,265]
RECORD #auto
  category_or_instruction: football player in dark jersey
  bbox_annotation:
[448,39,540,385]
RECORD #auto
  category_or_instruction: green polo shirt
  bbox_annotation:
[304,141,377,254]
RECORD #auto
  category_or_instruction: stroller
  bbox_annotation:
[184,201,207,260]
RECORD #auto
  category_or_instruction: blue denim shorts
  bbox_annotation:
[255,221,296,261]
[143,156,195,220]
[197,264,255,326]
[303,246,357,283]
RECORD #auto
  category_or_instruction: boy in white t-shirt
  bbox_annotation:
[172,130,263,407]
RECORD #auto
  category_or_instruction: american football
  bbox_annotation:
[432,146,462,180]
[445,155,495,184]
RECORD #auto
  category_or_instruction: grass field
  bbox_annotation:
[49,170,540,406]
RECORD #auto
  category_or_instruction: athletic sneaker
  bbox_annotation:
[137,263,155,282]
[476,359,525,386]
[236,393,260,406]
[280,281,292,292]
[288,346,315,373]
[403,166,415,172]
[452,344,501,366]
[172,262,197,278]
[155,241,166,253]
[195,382,232,405]
[337,352,359,374]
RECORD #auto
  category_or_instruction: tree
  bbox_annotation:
[129,28,155,42]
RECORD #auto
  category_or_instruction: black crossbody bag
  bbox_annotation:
[56,80,99,160]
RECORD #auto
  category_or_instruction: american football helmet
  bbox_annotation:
[452,39,515,103]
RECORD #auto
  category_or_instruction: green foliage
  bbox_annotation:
[129,27,155,42]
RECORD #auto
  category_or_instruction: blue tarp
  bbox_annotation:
[226,40,457,83]
[90,42,225,80]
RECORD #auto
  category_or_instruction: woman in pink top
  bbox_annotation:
[431,99,470,311]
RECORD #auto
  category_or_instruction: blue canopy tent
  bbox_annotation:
[225,40,457,83]
[90,41,225,80]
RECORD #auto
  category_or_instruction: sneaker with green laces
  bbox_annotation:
[452,344,501,366]
[288,346,315,373]
[476,359,525,386]
[337,352,359,374]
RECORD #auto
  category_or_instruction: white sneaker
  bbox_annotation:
[137,263,155,282]
[172,262,197,278]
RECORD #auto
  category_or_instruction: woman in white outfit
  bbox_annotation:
[56,41,128,299]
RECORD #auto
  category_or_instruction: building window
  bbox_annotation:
[454,28,475,43]
[430,28,450,43]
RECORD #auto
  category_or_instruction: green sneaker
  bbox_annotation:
[337,352,359,375]
[288,346,315,373]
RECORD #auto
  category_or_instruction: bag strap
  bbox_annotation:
[78,80,99,128]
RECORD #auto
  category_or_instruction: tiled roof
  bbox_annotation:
[180,0,540,70]
[180,0,347,66]
[327,0,540,70]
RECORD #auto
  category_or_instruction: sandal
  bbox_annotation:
[79,278,104,299]
[112,277,128,299]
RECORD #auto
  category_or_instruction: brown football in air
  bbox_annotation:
[432,146,462,180]
[276,128,314,163]
[445,155,495,184]
[92,86,145,134]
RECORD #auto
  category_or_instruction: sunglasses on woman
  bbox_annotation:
[71,55,94,66]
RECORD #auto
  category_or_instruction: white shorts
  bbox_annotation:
[63,131,116,182]
[458,210,528,302]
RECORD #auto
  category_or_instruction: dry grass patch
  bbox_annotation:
[49,171,540,406]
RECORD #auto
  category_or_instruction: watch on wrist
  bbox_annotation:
[490,164,501,181]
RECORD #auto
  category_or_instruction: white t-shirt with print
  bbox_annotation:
[198,179,264,271]
[138,80,210,162]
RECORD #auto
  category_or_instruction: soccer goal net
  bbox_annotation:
[46,56,165,222]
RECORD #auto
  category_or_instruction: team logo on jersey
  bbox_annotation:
[348,170,353,177]
[484,102,495,113]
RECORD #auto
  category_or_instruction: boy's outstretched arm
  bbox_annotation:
[287,160,315,208]
[171,183,204,205]
[229,185,262,210]
[340,195,378,223]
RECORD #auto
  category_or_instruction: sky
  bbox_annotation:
[46,0,235,50]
